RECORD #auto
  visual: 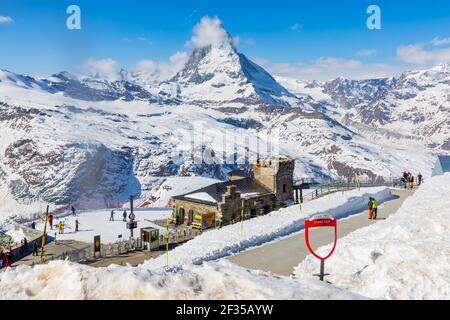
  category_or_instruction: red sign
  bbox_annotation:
[304,214,337,261]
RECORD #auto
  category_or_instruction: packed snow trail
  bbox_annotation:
[141,187,392,271]
[228,188,414,276]
[295,173,450,300]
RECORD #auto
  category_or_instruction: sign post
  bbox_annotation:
[39,205,50,264]
[304,214,337,281]
[127,195,137,240]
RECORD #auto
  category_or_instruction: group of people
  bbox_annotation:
[368,197,378,220]
[401,171,422,189]
[0,238,40,269]
[110,209,129,222]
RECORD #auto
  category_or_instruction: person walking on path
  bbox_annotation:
[110,210,115,221]
[0,249,4,268]
[418,173,423,186]
[33,240,39,256]
[4,247,13,268]
[75,219,80,232]
[368,197,373,219]
[371,198,378,220]
[48,214,54,230]
[123,210,127,222]
[57,221,63,234]
[409,176,414,189]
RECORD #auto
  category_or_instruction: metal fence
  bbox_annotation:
[301,179,395,203]
[33,228,203,265]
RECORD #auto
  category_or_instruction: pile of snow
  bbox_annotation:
[0,260,362,300]
[295,173,450,299]
[142,187,392,270]
[34,208,172,243]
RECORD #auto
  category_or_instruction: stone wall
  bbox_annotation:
[253,157,295,204]
[218,185,242,225]
[172,199,218,224]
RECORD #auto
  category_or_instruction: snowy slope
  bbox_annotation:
[277,64,450,153]
[295,173,450,299]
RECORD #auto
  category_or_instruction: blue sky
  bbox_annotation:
[1,0,450,80]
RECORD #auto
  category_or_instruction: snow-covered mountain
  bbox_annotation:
[164,39,302,108]
[277,63,450,151]
[0,38,442,215]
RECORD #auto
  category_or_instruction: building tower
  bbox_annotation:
[252,157,295,204]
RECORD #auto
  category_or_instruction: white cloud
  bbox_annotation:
[187,16,232,48]
[82,58,121,81]
[431,37,450,47]
[0,16,14,24]
[356,49,377,57]
[291,23,302,32]
[263,57,405,81]
[133,51,189,83]
[397,44,450,65]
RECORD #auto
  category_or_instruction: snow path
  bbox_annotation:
[228,188,414,276]
[295,173,450,299]
[141,187,392,271]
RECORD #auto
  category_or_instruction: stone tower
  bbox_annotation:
[252,157,295,204]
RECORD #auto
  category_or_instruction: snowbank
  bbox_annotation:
[295,173,450,300]
[0,260,362,300]
[142,187,392,270]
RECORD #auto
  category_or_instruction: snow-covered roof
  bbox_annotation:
[184,192,218,204]
[173,177,274,205]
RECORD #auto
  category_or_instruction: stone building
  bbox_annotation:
[171,157,295,227]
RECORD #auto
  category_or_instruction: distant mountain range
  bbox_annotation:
[0,34,447,214]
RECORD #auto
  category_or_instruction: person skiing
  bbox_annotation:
[110,210,115,221]
[371,198,378,220]
[418,173,423,186]
[30,221,36,229]
[123,210,127,222]
[48,214,54,230]
[33,240,39,256]
[75,219,79,232]
[368,197,373,219]
[410,176,414,189]
[72,206,76,216]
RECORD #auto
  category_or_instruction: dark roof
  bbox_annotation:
[172,177,274,205]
